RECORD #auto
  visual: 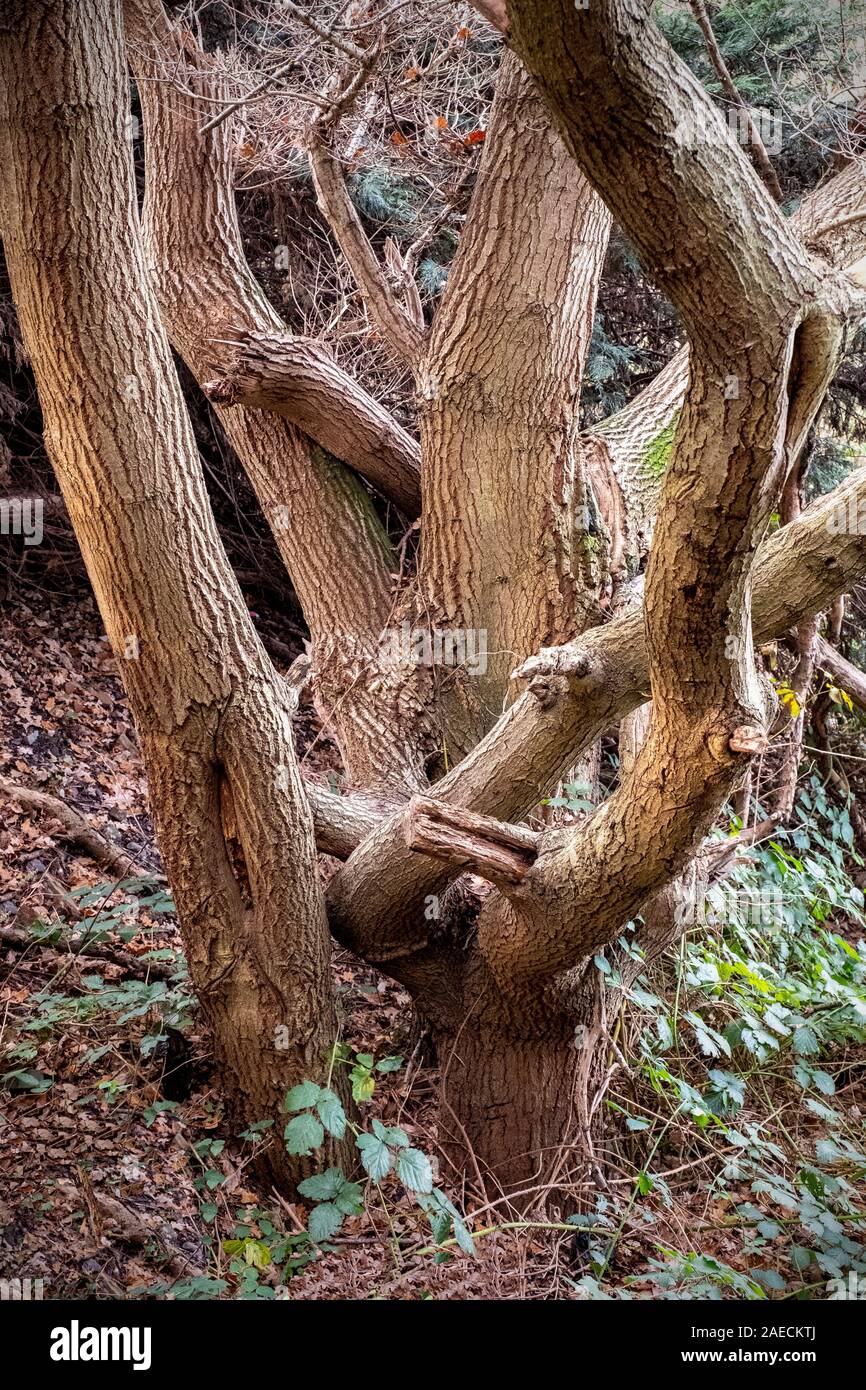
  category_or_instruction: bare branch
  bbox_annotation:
[687,0,783,202]
[815,634,866,712]
[203,330,421,514]
[404,794,539,883]
[309,133,427,363]
[0,777,148,879]
[305,781,391,859]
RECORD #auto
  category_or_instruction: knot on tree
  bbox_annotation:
[728,724,769,756]
[513,644,594,705]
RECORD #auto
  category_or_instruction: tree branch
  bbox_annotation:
[414,50,611,755]
[814,634,866,712]
[584,155,866,580]
[305,780,389,859]
[687,0,783,202]
[125,0,426,791]
[0,777,148,879]
[328,462,866,969]
[203,330,420,515]
[308,133,426,364]
[404,794,539,884]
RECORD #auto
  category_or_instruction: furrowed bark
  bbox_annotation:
[0,0,348,1185]
[416,52,611,754]
[404,795,539,885]
[479,0,857,988]
[585,155,866,578]
[126,0,425,792]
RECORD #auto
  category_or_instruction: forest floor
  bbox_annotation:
[1,581,865,1301]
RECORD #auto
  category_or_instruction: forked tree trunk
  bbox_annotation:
[5,0,866,1212]
[125,0,428,795]
[0,0,349,1185]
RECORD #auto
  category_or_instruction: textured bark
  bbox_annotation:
[478,0,856,987]
[328,463,866,973]
[125,0,425,792]
[584,154,866,579]
[416,53,611,754]
[330,0,862,1189]
[436,1021,582,1204]
[0,0,347,1185]
[204,330,421,516]
[405,795,539,885]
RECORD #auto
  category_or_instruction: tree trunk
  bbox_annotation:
[437,1025,582,1204]
[424,949,605,1208]
[416,52,611,757]
[0,0,349,1185]
[583,153,866,589]
[126,0,427,794]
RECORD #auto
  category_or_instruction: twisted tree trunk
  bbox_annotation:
[126,0,427,794]
[0,0,348,1186]
[5,0,866,1213]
